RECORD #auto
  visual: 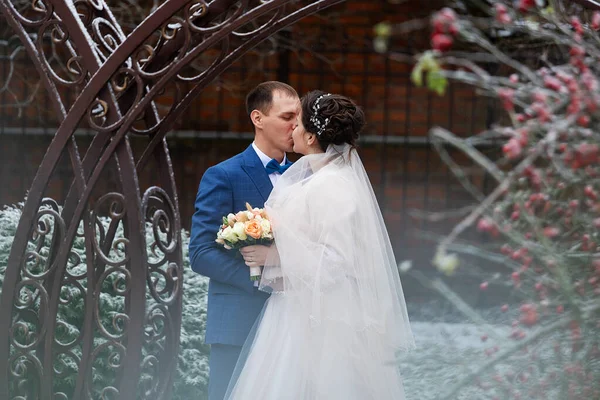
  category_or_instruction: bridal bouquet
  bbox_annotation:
[215,203,273,281]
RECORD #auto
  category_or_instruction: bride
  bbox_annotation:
[226,91,415,399]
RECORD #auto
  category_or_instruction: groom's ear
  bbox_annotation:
[250,110,262,128]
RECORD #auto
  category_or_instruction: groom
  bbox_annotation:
[189,81,300,400]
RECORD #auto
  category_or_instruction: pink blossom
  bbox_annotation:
[532,103,551,122]
[593,11,600,30]
[517,0,536,13]
[570,45,585,58]
[495,4,511,24]
[571,16,584,35]
[498,88,515,111]
[574,143,599,167]
[431,34,453,52]
[477,217,495,232]
[583,71,599,91]
[432,8,459,37]
[512,271,521,287]
[568,97,581,115]
[519,303,538,326]
[543,76,562,91]
[503,138,522,159]
[585,185,597,200]
[532,91,547,103]
[577,114,591,127]
[440,7,457,23]
[543,227,561,238]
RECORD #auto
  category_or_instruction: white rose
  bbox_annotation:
[220,226,238,243]
[232,222,247,240]
[227,213,236,227]
[246,211,254,220]
[260,219,271,236]
[263,232,273,240]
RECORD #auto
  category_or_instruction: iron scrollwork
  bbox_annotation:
[0,0,346,398]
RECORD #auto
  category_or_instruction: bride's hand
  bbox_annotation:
[240,244,276,268]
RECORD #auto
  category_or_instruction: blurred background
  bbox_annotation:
[0,0,499,310]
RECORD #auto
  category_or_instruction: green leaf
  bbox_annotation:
[373,22,392,38]
[541,6,554,16]
[427,69,448,96]
[412,51,446,96]
[419,51,439,71]
[411,63,424,87]
[222,216,228,225]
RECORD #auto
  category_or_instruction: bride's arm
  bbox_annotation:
[287,174,357,288]
[239,243,281,268]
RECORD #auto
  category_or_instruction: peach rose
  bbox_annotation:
[244,220,263,240]
[227,213,236,227]
[235,211,249,222]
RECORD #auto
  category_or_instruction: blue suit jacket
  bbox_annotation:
[189,145,291,346]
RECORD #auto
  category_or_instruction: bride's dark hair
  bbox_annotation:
[301,90,365,151]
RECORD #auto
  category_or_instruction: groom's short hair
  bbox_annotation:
[246,81,298,117]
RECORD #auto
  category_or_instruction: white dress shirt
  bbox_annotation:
[252,142,288,186]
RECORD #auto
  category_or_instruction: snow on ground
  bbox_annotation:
[400,322,499,399]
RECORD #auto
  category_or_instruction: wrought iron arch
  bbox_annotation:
[0,0,344,398]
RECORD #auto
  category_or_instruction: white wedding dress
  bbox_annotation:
[225,144,415,400]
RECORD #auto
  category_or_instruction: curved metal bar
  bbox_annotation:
[0,1,66,115]
[41,3,188,399]
[136,0,346,171]
[0,1,188,365]
[573,0,600,10]
[0,2,74,397]
[0,1,190,240]
[38,1,345,391]
[22,1,193,396]
[2,1,143,397]
[141,141,183,399]
[49,1,310,205]
[0,5,62,120]
[0,0,347,398]
[54,2,188,396]
[0,1,181,397]
[14,0,287,299]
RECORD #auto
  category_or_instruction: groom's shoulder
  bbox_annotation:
[205,149,248,176]
[213,150,246,170]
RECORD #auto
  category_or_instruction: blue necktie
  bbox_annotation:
[265,159,292,175]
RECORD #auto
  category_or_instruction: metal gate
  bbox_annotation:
[0,0,343,398]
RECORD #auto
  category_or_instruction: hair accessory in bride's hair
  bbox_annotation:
[310,93,331,136]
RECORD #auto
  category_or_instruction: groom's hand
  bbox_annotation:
[240,245,273,268]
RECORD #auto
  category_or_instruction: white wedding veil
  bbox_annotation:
[260,143,415,351]
[225,144,415,400]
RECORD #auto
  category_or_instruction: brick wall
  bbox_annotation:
[0,0,496,287]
